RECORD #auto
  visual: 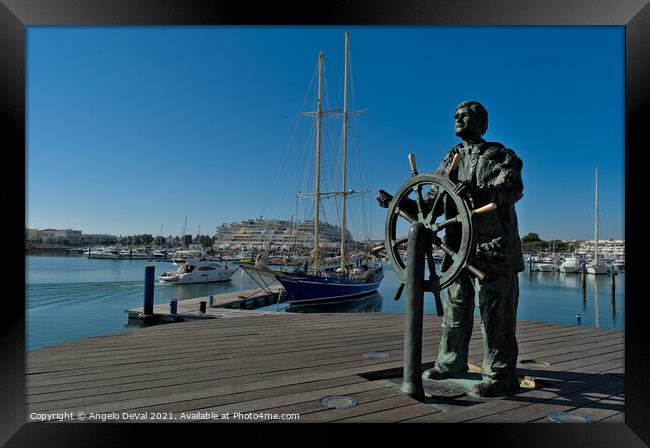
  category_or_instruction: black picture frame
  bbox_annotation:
[3,0,648,446]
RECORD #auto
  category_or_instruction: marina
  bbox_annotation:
[27,255,624,352]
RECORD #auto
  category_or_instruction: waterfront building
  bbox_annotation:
[213,218,354,252]
[37,228,82,246]
[38,229,57,242]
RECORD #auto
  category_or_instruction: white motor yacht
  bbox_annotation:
[159,258,238,284]
[560,256,581,273]
[89,247,121,259]
[152,249,170,259]
[535,262,559,272]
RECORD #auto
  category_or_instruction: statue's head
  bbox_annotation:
[454,101,488,140]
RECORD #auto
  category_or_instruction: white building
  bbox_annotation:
[577,239,624,258]
[37,228,82,245]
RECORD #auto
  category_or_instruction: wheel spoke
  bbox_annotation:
[431,234,458,262]
[424,244,436,278]
[394,206,415,223]
[413,185,426,220]
[431,216,461,232]
[393,235,408,246]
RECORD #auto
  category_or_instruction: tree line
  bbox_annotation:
[520,233,581,253]
[116,234,215,248]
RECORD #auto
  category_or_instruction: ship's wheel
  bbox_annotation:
[383,154,496,315]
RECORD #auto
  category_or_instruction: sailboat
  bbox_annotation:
[587,168,608,275]
[242,33,384,304]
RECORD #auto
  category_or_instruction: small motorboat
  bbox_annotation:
[159,258,238,284]
[534,262,559,272]
[559,256,581,273]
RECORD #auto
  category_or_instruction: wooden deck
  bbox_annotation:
[26,312,624,423]
[125,285,284,321]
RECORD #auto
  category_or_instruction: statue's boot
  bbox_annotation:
[424,325,470,381]
[471,379,521,398]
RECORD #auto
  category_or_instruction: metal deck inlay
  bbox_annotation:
[321,396,359,409]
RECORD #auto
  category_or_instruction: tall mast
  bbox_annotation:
[340,32,350,271]
[594,168,599,260]
[313,51,324,272]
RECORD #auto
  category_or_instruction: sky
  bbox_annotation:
[26,26,624,241]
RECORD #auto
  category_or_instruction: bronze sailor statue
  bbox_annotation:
[378,101,524,398]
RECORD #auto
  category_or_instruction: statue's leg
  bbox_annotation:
[475,274,520,391]
[427,271,475,377]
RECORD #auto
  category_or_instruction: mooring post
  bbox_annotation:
[401,221,426,401]
[611,269,616,295]
[143,264,155,315]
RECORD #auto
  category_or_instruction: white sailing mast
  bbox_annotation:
[313,51,324,272]
[588,168,607,274]
[594,168,599,261]
[340,32,350,272]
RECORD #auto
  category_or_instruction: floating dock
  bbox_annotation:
[26,312,623,423]
[125,285,285,322]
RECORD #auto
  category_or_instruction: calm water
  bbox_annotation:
[26,256,624,351]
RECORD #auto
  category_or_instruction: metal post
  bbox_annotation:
[144,265,155,315]
[401,222,426,401]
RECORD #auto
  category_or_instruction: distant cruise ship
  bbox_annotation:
[213,218,355,252]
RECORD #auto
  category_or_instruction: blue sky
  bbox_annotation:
[27,26,624,241]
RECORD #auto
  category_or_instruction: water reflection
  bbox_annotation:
[522,266,622,330]
[285,293,383,314]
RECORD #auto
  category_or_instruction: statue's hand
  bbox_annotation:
[376,189,393,208]
[454,181,488,205]
[453,181,476,198]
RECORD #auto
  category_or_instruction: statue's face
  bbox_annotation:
[454,106,482,140]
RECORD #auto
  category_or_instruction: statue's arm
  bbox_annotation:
[423,149,458,214]
[377,149,456,219]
